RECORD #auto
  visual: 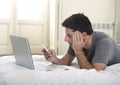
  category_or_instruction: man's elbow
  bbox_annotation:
[93,63,107,71]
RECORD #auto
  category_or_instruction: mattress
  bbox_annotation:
[0,55,120,85]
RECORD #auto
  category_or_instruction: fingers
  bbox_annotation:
[42,49,51,59]
[76,31,80,41]
[42,49,56,61]
[73,31,83,43]
[72,31,84,53]
[42,47,60,64]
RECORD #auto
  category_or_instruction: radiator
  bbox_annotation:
[92,22,114,38]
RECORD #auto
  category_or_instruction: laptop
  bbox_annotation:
[10,35,35,70]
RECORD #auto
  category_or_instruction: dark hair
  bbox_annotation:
[62,13,93,35]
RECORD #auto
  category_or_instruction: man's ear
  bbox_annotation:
[82,32,87,42]
[82,32,87,37]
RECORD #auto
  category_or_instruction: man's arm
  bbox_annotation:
[59,53,75,66]
[76,51,106,70]
[72,31,106,70]
[42,48,74,65]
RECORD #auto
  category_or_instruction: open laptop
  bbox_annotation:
[10,35,35,70]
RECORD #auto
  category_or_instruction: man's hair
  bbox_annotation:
[62,13,93,35]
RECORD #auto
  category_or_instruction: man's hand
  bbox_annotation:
[42,49,60,64]
[72,31,85,54]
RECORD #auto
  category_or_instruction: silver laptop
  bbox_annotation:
[10,35,34,70]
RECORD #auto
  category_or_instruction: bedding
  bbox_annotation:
[0,55,120,85]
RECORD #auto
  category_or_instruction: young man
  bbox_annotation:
[42,13,120,70]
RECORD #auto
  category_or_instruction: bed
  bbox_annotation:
[0,55,120,85]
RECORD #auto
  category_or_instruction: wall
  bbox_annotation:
[116,0,120,41]
[58,0,115,54]
[61,0,115,22]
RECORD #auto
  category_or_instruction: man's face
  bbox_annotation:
[64,28,74,45]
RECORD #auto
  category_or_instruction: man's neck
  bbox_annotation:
[84,35,92,49]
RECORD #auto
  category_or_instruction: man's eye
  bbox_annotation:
[68,35,72,37]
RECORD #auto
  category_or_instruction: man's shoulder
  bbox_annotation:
[92,31,115,46]
[93,31,108,37]
[93,31,111,40]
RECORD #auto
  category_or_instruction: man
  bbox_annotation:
[42,13,120,71]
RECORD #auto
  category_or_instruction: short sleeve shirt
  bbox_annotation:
[68,31,120,66]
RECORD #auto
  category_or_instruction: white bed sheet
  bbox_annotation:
[0,55,120,85]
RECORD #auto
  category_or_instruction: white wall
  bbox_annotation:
[61,0,115,22]
[115,0,120,41]
[58,0,115,54]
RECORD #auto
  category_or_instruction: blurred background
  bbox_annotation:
[0,0,119,55]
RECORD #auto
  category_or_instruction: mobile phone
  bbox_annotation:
[41,44,49,52]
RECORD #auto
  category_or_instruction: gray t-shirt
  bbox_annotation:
[68,31,120,66]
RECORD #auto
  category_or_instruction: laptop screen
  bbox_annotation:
[10,35,34,70]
